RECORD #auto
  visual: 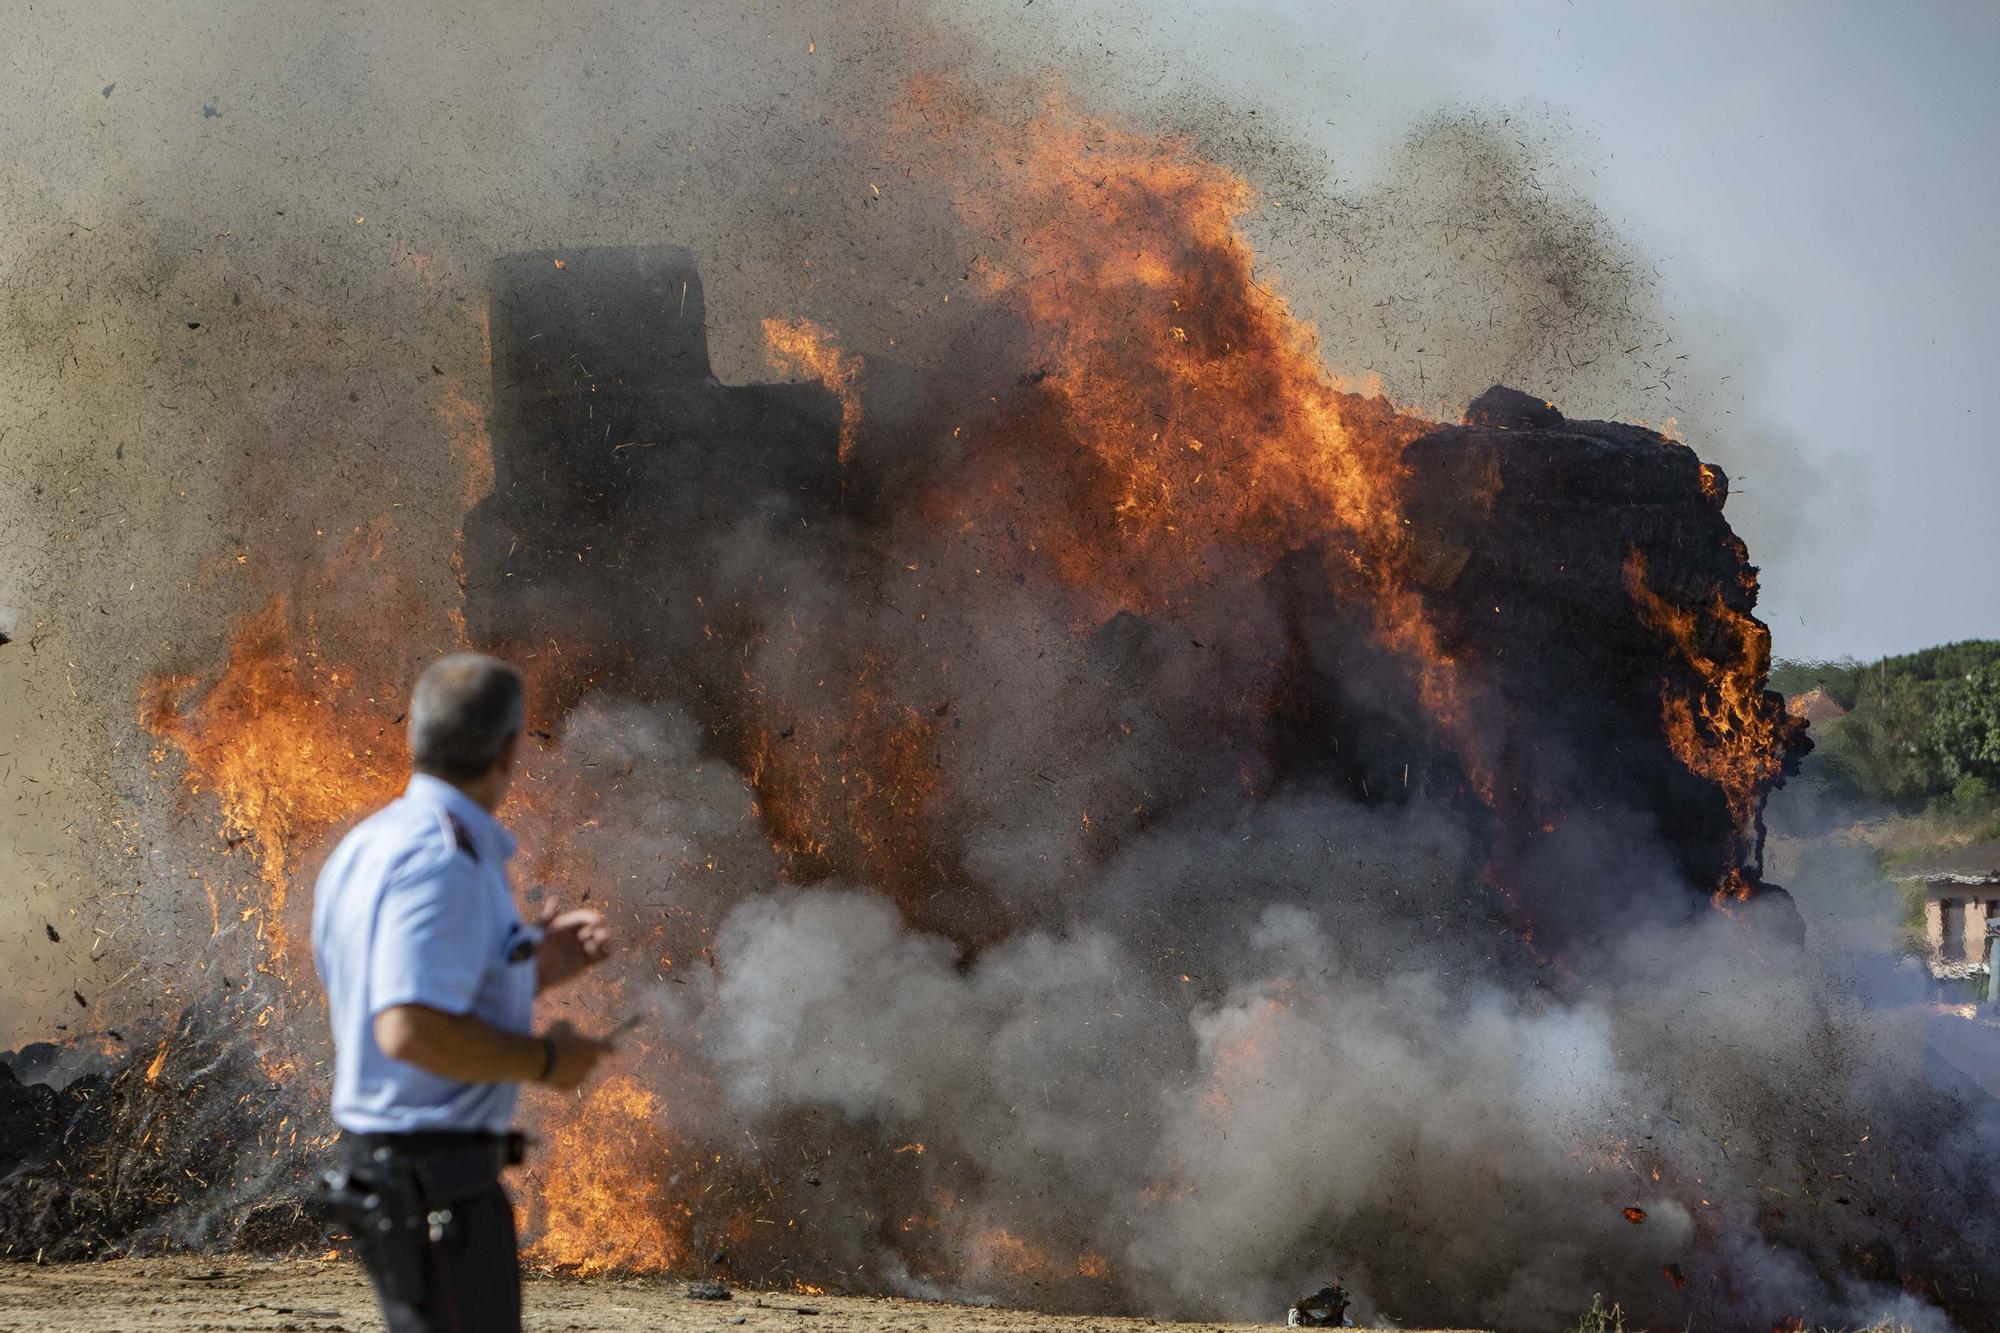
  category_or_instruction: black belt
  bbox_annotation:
[343,1130,528,1171]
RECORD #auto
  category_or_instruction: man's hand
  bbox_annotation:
[536,905,613,993]
[539,1019,616,1091]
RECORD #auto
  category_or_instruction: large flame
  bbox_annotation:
[945,101,1444,636]
[140,596,405,968]
[523,1075,689,1273]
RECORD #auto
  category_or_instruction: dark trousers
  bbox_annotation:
[340,1134,522,1333]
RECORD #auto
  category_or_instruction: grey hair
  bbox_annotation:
[407,654,526,783]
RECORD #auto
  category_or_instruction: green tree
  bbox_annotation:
[1819,674,1940,804]
[1776,640,2000,811]
[1928,662,2000,785]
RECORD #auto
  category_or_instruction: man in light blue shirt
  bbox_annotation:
[312,654,617,1332]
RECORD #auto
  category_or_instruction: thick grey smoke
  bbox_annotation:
[689,795,1981,1328]
[522,693,1983,1327]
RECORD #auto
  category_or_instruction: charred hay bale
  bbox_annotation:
[1398,387,1805,939]
[0,990,331,1261]
[0,1060,64,1179]
[464,246,840,718]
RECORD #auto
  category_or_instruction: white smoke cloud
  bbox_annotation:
[687,807,1975,1327]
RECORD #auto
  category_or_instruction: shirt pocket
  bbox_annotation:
[500,918,542,967]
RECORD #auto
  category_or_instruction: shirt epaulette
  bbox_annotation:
[446,812,480,863]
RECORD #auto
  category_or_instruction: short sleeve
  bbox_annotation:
[367,855,492,1018]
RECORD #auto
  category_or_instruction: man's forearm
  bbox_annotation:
[374,1003,545,1084]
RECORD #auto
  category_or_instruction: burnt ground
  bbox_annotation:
[0,1259,1481,1333]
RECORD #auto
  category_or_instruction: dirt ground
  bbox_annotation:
[0,1259,1477,1333]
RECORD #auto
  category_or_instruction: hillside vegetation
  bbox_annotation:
[1772,640,2000,842]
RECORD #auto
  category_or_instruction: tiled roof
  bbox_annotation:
[1896,838,2000,885]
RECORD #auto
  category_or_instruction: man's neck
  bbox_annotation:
[416,769,503,814]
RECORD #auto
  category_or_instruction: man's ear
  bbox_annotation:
[496,729,522,775]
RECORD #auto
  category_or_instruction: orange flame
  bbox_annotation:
[140,596,404,966]
[525,1075,688,1272]
[950,102,1450,653]
[969,1222,1051,1277]
[1624,549,1794,903]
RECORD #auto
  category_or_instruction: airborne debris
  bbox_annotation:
[1287,1282,1352,1327]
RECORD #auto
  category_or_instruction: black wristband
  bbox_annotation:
[537,1035,558,1082]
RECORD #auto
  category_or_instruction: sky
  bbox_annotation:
[1190,0,1998,664]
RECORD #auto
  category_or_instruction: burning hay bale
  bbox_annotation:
[1398,385,1810,946]
[466,246,1807,954]
[432,246,1985,1328]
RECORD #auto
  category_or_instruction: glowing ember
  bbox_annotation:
[970,1222,1052,1277]
[763,316,863,468]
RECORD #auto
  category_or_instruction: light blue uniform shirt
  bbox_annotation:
[311,774,539,1135]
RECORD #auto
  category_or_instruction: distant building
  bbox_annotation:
[1896,839,2000,978]
[1786,687,1848,726]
